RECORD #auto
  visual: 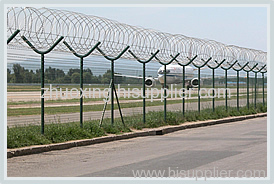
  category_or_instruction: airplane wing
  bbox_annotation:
[114,74,158,81]
[114,74,143,79]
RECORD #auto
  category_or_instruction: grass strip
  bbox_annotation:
[7,103,267,149]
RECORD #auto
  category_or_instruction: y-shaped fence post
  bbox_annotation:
[251,65,266,108]
[232,62,249,111]
[128,50,159,124]
[96,46,130,126]
[208,59,226,112]
[154,53,180,123]
[7,29,20,44]
[241,63,259,109]
[21,36,64,134]
[172,55,197,115]
[261,71,267,106]
[219,60,238,111]
[63,41,101,128]
[255,72,257,108]
[192,57,212,113]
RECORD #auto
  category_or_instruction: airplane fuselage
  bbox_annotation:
[157,65,195,85]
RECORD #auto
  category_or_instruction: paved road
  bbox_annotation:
[7,98,264,127]
[7,117,267,177]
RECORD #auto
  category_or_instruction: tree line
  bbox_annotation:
[7,64,141,84]
[7,64,264,85]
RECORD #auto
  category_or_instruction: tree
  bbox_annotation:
[7,69,12,83]
[97,75,102,84]
[101,70,111,84]
[56,69,65,80]
[91,76,100,84]
[71,73,80,84]
[83,72,92,84]
[32,69,41,83]
[61,75,71,84]
[12,64,24,83]
[23,71,33,83]
[68,68,80,76]
[45,67,55,82]
[84,68,93,75]
[45,67,65,83]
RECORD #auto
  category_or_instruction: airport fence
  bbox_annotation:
[7,7,267,135]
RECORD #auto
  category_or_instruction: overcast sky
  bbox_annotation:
[56,6,267,52]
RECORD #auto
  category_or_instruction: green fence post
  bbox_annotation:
[250,65,266,109]
[80,57,83,127]
[143,63,146,123]
[254,72,257,108]
[164,64,167,121]
[225,69,228,110]
[80,57,84,128]
[96,46,130,126]
[173,55,197,116]
[237,70,239,111]
[208,59,226,112]
[63,41,101,128]
[155,53,180,123]
[111,59,115,124]
[128,50,159,124]
[212,69,215,111]
[253,76,255,105]
[41,53,45,134]
[192,57,212,113]
[262,72,265,106]
[242,63,259,109]
[262,71,267,106]
[198,68,201,112]
[183,66,185,114]
[21,36,64,134]
[247,72,249,109]
[219,60,238,111]
[232,62,249,111]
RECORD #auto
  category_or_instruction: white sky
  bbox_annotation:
[8,6,267,77]
[56,6,267,52]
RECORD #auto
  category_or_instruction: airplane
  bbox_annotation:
[115,64,201,89]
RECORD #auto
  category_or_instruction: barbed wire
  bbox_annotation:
[7,7,267,70]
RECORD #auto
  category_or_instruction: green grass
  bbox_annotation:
[7,98,188,116]
[7,103,267,149]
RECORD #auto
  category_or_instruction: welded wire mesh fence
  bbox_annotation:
[7,7,267,134]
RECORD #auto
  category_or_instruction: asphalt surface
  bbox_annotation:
[7,116,267,178]
[7,98,264,127]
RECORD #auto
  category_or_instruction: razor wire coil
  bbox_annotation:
[7,7,267,71]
